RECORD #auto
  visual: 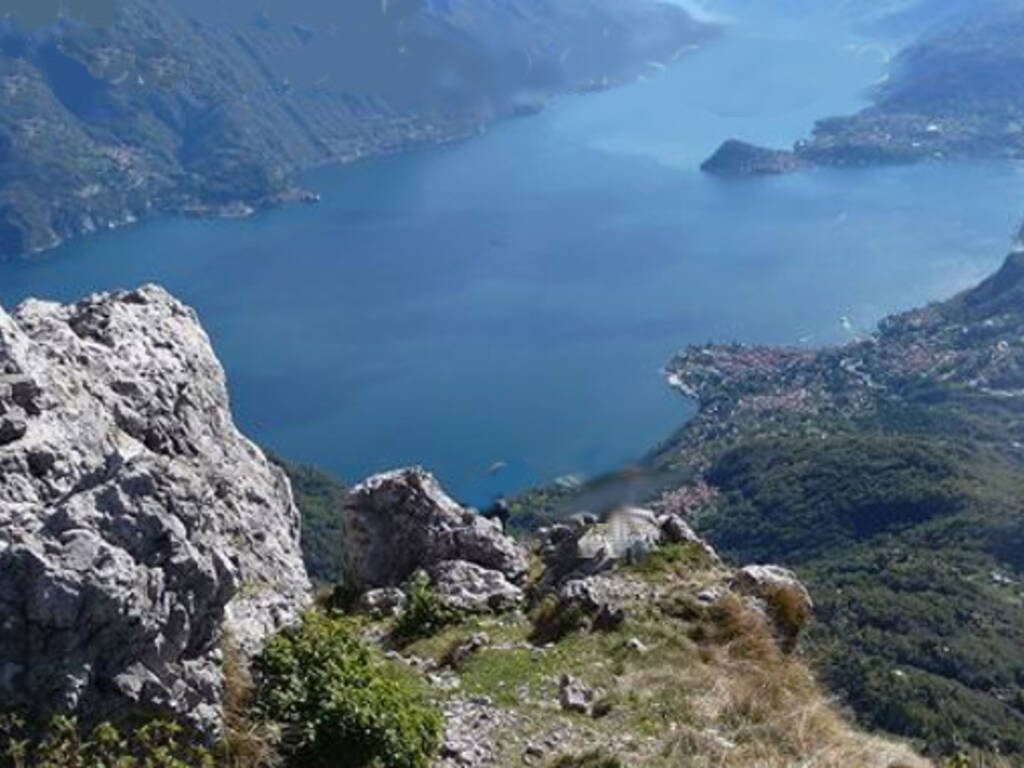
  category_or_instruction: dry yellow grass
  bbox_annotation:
[616,590,930,768]
[218,633,282,768]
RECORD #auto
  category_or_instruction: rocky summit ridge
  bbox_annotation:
[0,284,309,733]
[340,467,924,768]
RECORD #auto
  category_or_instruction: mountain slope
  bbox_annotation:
[641,250,1024,757]
[0,0,714,257]
[696,0,1009,37]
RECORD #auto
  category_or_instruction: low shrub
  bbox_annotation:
[252,612,442,768]
[0,714,214,768]
[529,595,589,644]
[393,573,457,643]
[218,634,280,768]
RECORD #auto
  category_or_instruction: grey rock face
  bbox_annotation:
[435,694,514,768]
[658,513,701,545]
[604,506,662,561]
[0,286,310,733]
[342,467,527,593]
[536,522,615,592]
[428,560,524,614]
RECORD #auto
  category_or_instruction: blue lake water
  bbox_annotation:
[2,25,1023,505]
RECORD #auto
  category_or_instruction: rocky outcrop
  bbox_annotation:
[343,467,527,594]
[0,285,310,733]
[427,560,525,614]
[559,674,598,716]
[536,507,710,592]
[358,587,410,619]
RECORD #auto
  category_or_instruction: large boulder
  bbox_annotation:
[342,467,527,593]
[0,286,310,733]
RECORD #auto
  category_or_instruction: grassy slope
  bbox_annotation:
[386,548,927,768]
[703,434,1024,754]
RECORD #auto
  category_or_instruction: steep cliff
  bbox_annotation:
[0,285,310,733]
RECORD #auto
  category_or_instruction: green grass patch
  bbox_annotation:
[627,542,708,580]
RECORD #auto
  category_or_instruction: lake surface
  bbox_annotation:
[2,24,1023,506]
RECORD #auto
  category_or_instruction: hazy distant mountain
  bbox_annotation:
[696,0,1022,37]
[703,5,1024,174]
[0,0,714,258]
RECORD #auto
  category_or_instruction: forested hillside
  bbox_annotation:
[0,0,712,257]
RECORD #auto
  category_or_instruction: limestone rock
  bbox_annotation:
[0,285,310,733]
[536,523,615,590]
[625,637,649,654]
[558,674,596,715]
[558,577,609,613]
[658,513,700,545]
[342,467,527,592]
[428,560,524,613]
[358,587,409,618]
[605,506,662,561]
[435,694,514,768]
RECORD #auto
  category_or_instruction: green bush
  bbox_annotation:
[393,573,457,644]
[529,595,589,645]
[0,714,214,768]
[252,612,442,768]
[628,541,707,578]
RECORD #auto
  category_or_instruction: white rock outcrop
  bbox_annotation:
[343,467,527,594]
[0,285,310,733]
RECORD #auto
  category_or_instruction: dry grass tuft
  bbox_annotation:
[218,634,281,768]
[665,593,930,768]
